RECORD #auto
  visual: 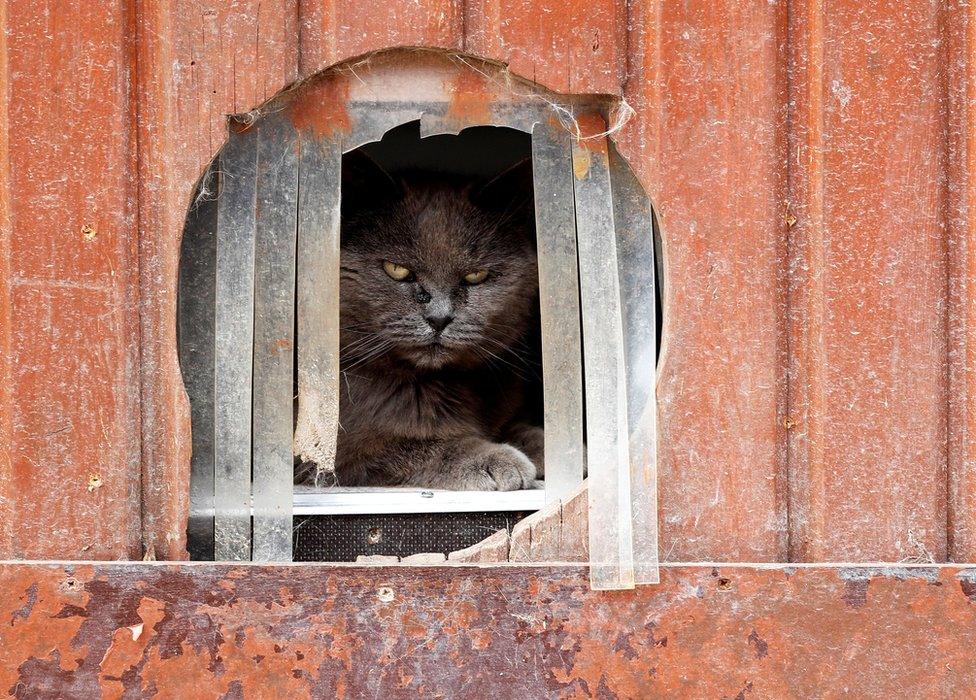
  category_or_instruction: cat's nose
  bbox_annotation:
[425,313,454,333]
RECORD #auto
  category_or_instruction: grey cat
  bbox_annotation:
[297,152,544,490]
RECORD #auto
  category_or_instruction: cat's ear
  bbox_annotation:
[470,158,534,212]
[341,150,402,205]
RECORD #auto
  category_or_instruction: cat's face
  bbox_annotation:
[339,155,538,372]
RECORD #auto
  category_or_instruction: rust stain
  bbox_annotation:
[572,147,591,180]
[747,629,769,659]
[572,112,610,180]
[87,474,103,492]
[446,68,493,126]
[573,112,610,153]
[288,74,352,139]
[228,116,253,135]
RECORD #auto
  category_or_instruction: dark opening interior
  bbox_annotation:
[359,120,532,181]
[293,122,540,562]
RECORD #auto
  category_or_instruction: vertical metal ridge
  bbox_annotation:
[785,0,827,562]
[945,0,976,561]
[0,0,10,557]
[532,119,585,504]
[573,124,635,590]
[609,143,659,585]
[294,132,342,483]
[214,121,259,561]
[251,116,299,561]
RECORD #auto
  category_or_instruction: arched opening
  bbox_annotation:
[177,50,660,587]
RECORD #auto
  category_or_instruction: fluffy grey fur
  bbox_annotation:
[297,152,543,490]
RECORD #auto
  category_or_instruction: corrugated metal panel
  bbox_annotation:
[626,0,789,562]
[786,0,950,562]
[0,0,973,566]
[0,0,142,559]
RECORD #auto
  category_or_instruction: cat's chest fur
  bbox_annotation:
[337,369,512,453]
[344,371,473,433]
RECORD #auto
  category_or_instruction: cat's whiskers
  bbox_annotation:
[483,323,541,359]
[341,335,382,355]
[346,344,395,371]
[341,321,380,331]
[478,334,538,367]
[342,349,389,370]
[343,338,397,372]
[486,195,531,233]
[341,347,387,369]
[472,345,531,382]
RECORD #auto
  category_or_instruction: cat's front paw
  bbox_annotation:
[503,424,544,475]
[455,443,537,491]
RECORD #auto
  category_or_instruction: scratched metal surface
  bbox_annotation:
[1,0,974,568]
[2,563,976,697]
[178,174,218,562]
[250,115,300,563]
[213,121,259,561]
[531,119,585,504]
[573,121,639,589]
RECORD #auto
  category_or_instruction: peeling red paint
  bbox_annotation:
[958,577,976,604]
[446,68,493,126]
[288,74,352,139]
[2,564,976,697]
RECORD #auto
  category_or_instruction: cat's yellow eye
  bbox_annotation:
[383,261,413,281]
[463,269,489,285]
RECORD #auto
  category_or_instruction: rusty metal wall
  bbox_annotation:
[2,563,976,696]
[0,0,973,564]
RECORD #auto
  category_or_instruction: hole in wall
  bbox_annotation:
[176,123,665,562]
[175,52,664,567]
